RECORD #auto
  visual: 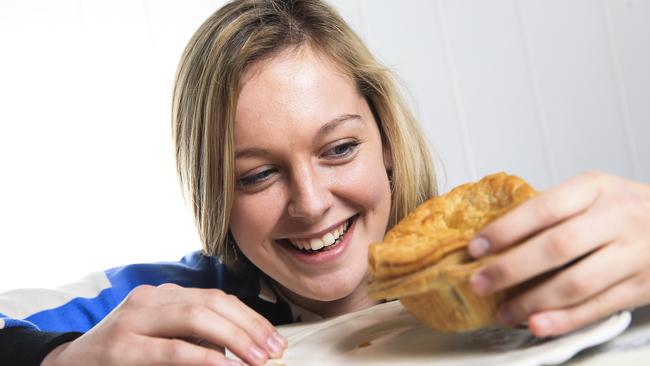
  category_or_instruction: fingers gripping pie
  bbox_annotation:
[368,173,537,332]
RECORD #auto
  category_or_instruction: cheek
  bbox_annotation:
[230,187,286,251]
[331,151,391,214]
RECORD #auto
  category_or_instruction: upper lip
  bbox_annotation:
[278,215,355,241]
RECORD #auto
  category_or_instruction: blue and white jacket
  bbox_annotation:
[0,251,304,365]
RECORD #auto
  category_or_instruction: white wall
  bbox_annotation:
[1,0,648,291]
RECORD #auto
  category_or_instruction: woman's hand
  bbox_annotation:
[468,171,650,337]
[41,284,286,366]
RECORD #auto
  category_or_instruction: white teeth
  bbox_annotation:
[287,218,352,251]
[310,238,324,250]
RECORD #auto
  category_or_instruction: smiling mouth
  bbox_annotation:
[278,215,358,254]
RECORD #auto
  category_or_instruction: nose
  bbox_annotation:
[287,163,333,222]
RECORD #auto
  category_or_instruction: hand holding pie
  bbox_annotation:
[467,172,650,337]
[368,173,537,332]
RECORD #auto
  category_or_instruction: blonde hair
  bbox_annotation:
[172,0,437,268]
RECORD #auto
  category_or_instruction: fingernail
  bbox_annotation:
[470,271,492,295]
[498,306,514,326]
[249,345,267,365]
[266,333,283,357]
[533,316,553,337]
[273,330,287,347]
[469,236,490,258]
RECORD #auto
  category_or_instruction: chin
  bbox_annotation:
[295,267,368,302]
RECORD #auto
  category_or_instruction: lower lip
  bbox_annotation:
[277,216,358,265]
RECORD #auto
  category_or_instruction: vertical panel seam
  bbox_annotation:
[600,0,641,180]
[434,0,477,182]
[513,0,557,187]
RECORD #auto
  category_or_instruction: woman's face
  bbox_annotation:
[229,46,392,303]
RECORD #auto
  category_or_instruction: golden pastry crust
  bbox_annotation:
[397,250,509,332]
[367,172,537,332]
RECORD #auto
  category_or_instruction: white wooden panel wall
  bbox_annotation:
[329,0,650,190]
[0,0,648,290]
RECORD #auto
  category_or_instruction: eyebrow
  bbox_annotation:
[234,113,364,160]
[317,113,363,140]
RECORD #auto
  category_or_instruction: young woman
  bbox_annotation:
[1,1,649,365]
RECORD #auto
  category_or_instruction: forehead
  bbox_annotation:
[234,46,364,147]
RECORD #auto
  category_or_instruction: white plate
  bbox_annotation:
[270,301,631,366]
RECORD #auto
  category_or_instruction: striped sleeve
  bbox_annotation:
[0,327,83,366]
[0,251,220,333]
[0,251,293,364]
[0,270,114,332]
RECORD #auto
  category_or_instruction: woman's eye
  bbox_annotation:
[323,141,359,159]
[238,168,276,188]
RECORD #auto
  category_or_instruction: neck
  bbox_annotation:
[274,276,379,319]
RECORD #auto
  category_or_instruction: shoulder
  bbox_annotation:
[104,250,224,289]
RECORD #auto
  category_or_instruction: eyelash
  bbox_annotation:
[237,140,361,189]
[237,168,277,188]
[323,140,360,159]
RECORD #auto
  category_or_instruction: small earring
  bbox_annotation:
[227,232,239,263]
[231,241,239,263]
